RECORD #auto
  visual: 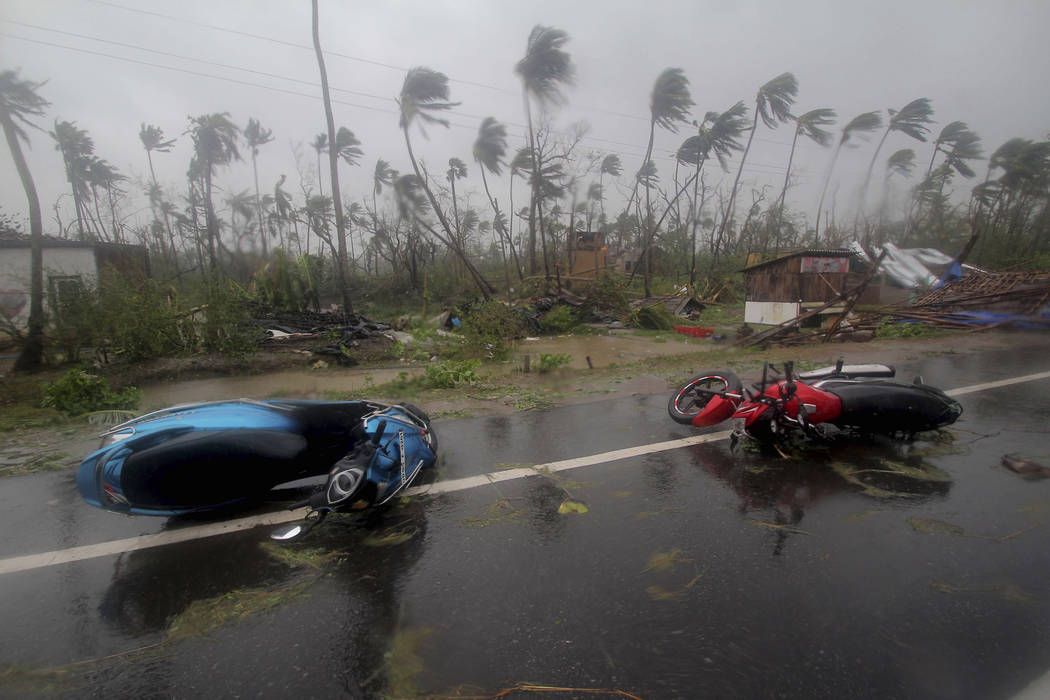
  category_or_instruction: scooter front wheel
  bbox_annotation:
[667,370,741,425]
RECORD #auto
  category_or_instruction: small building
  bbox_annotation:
[566,230,608,278]
[0,236,150,333]
[741,248,874,325]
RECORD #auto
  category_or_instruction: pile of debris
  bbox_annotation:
[252,306,393,365]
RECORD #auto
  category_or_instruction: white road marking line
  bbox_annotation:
[943,369,1050,397]
[2,368,1048,576]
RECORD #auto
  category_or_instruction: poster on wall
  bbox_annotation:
[800,256,848,274]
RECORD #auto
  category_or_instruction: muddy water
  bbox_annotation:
[510,332,699,370]
[139,333,704,407]
[139,367,423,408]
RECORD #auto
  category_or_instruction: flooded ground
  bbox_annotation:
[138,366,423,408]
[135,331,704,408]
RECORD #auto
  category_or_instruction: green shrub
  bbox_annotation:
[540,305,577,334]
[423,359,482,389]
[582,273,630,318]
[459,300,526,360]
[95,276,186,361]
[632,304,675,330]
[537,353,572,373]
[42,369,142,416]
[198,280,262,357]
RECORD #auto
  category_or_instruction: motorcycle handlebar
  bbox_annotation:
[372,419,387,446]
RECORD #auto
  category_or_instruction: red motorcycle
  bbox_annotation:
[668,359,962,441]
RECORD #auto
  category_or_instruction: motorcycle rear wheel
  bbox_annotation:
[667,370,742,425]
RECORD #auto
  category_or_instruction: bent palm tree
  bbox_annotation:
[51,120,94,240]
[473,116,521,289]
[186,112,240,271]
[1,70,49,371]
[715,72,797,254]
[140,123,177,259]
[773,107,835,247]
[814,110,882,239]
[515,24,575,285]
[855,97,934,230]
[677,103,749,274]
[397,66,492,298]
[634,68,693,296]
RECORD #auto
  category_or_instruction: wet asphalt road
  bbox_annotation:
[1,347,1050,699]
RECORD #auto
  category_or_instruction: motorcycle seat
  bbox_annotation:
[798,363,895,380]
[820,379,957,432]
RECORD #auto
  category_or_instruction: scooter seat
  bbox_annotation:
[121,429,310,509]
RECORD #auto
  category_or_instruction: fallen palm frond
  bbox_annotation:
[167,580,313,640]
[642,548,694,573]
[746,519,812,536]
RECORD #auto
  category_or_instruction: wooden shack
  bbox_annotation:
[742,248,875,325]
[566,231,607,278]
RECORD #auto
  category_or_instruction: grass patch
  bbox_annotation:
[167,580,313,640]
[460,498,524,528]
[383,626,433,698]
[259,542,341,570]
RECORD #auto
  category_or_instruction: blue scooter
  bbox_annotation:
[77,399,437,539]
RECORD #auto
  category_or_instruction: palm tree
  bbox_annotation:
[815,111,882,239]
[597,153,622,221]
[715,72,798,253]
[676,103,749,278]
[397,66,492,298]
[85,158,125,242]
[855,97,934,230]
[311,0,353,312]
[515,24,575,286]
[446,156,468,249]
[473,117,520,289]
[225,189,256,249]
[1,70,48,371]
[244,118,274,255]
[886,148,917,180]
[634,68,693,296]
[626,68,694,215]
[50,120,94,240]
[773,107,835,248]
[139,123,177,260]
[139,123,175,189]
[310,133,328,197]
[186,112,240,271]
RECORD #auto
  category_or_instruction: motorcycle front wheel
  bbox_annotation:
[667,370,742,425]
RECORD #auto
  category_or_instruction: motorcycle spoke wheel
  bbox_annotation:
[667,371,741,425]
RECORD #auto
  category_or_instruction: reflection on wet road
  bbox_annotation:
[2,348,1049,698]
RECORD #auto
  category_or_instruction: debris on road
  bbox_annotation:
[1001,454,1050,478]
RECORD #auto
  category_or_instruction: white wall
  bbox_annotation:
[0,247,97,328]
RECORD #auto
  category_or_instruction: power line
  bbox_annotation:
[2,31,803,181]
[76,2,828,154]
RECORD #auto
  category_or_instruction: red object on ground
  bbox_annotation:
[673,326,714,338]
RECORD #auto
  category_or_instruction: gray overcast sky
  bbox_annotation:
[2,0,1050,237]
